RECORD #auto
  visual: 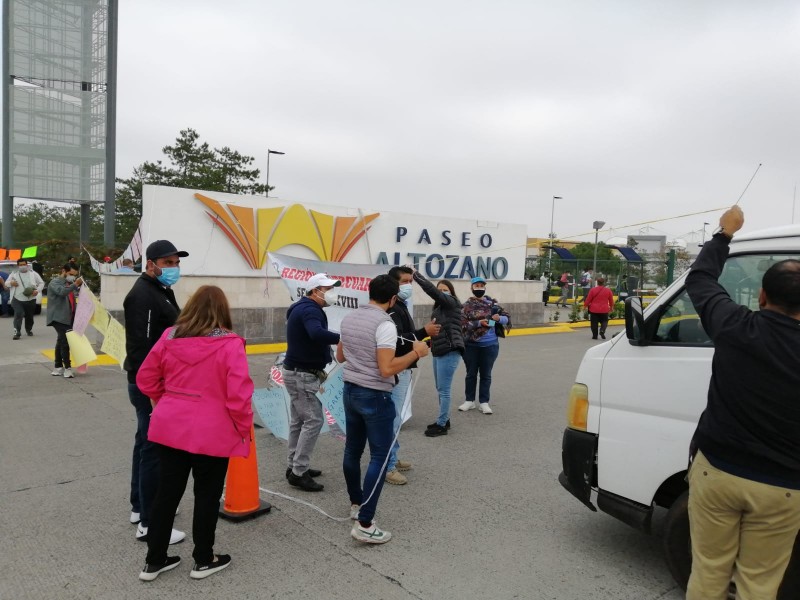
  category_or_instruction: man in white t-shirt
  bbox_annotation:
[336,274,429,544]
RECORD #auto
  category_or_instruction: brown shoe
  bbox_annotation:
[395,459,412,472]
[385,469,408,485]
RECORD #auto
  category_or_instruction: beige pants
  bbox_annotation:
[687,451,800,600]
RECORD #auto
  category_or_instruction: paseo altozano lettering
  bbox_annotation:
[375,227,509,280]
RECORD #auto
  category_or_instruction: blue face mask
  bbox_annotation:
[156,267,180,287]
[397,283,413,301]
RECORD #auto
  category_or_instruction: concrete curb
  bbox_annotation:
[37,319,626,365]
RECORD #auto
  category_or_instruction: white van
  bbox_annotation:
[558,224,800,595]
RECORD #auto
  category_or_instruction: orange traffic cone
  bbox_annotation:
[219,424,271,521]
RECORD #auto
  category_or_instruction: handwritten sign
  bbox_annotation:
[89,294,111,335]
[66,331,98,366]
[72,286,96,335]
[251,385,292,441]
[100,317,127,367]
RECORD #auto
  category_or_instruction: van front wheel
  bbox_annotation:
[662,490,691,590]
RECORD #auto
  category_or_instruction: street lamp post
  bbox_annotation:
[266,149,285,197]
[592,220,606,279]
[547,196,562,273]
[701,222,709,245]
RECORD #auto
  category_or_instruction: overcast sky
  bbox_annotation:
[115,0,800,244]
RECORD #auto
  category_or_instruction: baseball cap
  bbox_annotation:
[146,240,189,261]
[471,276,487,285]
[307,273,341,289]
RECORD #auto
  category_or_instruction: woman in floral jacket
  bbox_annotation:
[459,277,510,415]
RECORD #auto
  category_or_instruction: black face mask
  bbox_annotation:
[473,289,486,298]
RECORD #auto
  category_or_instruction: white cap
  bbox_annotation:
[306,273,341,289]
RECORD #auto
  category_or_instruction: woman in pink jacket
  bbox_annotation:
[136,285,253,582]
[584,277,615,340]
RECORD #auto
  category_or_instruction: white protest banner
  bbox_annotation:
[72,286,97,336]
[268,252,395,332]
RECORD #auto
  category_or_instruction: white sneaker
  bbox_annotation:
[350,504,360,520]
[458,401,477,412]
[351,521,392,544]
[63,368,74,379]
[130,511,140,524]
[51,367,64,376]
[479,403,493,415]
[136,524,186,545]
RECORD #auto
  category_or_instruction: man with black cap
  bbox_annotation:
[124,240,189,544]
[283,272,342,492]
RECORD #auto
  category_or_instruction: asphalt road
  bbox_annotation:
[0,322,684,600]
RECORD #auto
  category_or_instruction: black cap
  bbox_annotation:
[146,240,189,261]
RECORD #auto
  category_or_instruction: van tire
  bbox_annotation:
[662,490,691,590]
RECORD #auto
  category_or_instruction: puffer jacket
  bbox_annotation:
[412,271,465,357]
[137,328,254,458]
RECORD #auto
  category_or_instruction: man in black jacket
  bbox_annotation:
[124,240,188,545]
[384,266,440,485]
[685,206,800,599]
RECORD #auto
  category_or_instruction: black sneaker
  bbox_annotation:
[287,471,324,491]
[12,331,20,340]
[425,424,448,437]
[600,332,606,339]
[285,467,322,480]
[26,331,33,336]
[139,556,181,581]
[190,554,232,580]
[426,420,450,430]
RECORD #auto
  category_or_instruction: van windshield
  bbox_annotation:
[652,253,799,345]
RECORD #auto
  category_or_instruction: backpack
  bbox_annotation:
[580,273,589,286]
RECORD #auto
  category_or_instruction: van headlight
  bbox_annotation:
[566,384,589,431]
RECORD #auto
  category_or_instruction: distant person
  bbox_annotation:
[67,256,79,272]
[411,269,464,437]
[540,272,551,305]
[684,206,800,600]
[46,264,84,378]
[584,277,614,340]
[124,240,188,545]
[283,273,341,493]
[136,286,253,581]
[580,268,593,301]
[336,274,429,544]
[557,271,570,307]
[6,258,44,340]
[116,258,136,273]
[384,266,440,484]
[459,277,510,415]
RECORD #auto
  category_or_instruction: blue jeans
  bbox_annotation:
[433,351,461,425]
[342,382,395,524]
[463,343,500,404]
[129,383,160,527]
[387,369,412,472]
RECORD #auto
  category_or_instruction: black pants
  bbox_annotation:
[589,312,609,338]
[11,298,36,334]
[51,322,71,368]
[146,444,229,566]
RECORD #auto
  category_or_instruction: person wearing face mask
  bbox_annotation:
[411,269,465,437]
[282,273,342,492]
[6,258,45,340]
[459,277,510,415]
[383,266,441,484]
[123,239,189,545]
[46,264,84,378]
[336,274,430,544]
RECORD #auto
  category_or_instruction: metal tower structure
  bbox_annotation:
[2,0,117,247]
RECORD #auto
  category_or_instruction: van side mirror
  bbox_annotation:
[625,296,647,345]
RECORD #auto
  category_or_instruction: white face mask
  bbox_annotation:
[322,289,339,306]
[18,266,29,273]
